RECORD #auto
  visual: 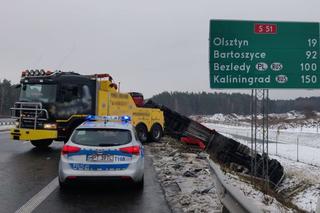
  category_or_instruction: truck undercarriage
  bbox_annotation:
[145,100,284,186]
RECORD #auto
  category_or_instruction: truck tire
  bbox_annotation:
[30,139,53,149]
[149,124,163,142]
[136,124,148,143]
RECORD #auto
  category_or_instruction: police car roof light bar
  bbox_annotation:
[85,115,131,123]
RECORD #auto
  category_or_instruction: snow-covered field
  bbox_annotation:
[205,123,320,166]
[273,155,320,212]
[148,137,292,213]
[194,111,320,130]
[205,126,320,212]
[218,169,293,212]
[196,112,320,212]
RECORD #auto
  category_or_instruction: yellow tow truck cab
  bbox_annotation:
[10,70,164,148]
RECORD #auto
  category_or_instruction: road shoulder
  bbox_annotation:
[146,137,222,213]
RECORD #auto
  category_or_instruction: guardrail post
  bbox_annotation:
[0,120,15,126]
[296,137,299,162]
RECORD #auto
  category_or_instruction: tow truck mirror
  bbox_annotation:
[22,84,27,91]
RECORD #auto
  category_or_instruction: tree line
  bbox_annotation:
[0,78,320,117]
[0,79,19,117]
[151,91,320,116]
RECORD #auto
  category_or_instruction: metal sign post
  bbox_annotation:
[251,89,269,189]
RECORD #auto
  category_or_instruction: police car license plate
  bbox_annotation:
[87,153,114,162]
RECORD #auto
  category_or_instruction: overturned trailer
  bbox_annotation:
[145,100,284,187]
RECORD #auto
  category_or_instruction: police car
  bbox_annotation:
[58,115,144,188]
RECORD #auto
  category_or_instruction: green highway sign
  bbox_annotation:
[209,20,320,89]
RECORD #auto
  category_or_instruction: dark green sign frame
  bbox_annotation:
[209,20,320,89]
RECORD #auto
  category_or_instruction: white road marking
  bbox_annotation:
[15,177,59,213]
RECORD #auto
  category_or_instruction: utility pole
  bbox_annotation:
[297,137,299,162]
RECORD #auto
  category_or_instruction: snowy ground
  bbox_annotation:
[215,167,293,213]
[196,112,320,212]
[148,137,299,212]
[225,133,320,212]
[274,155,320,212]
[205,123,320,167]
[192,111,320,130]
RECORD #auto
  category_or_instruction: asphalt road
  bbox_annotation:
[0,131,170,213]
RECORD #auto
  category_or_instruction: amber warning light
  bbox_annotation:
[254,23,277,34]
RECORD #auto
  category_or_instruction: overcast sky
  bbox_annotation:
[0,0,320,99]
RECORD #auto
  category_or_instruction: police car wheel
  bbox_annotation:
[150,124,163,142]
[30,140,53,149]
[136,124,148,143]
[135,176,144,190]
[59,179,68,190]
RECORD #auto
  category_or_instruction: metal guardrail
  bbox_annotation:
[207,159,261,213]
[0,120,15,126]
[207,158,320,213]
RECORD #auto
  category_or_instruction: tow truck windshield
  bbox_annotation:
[20,84,57,103]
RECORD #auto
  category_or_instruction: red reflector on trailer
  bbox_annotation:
[180,137,206,150]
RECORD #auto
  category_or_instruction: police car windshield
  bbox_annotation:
[71,128,132,146]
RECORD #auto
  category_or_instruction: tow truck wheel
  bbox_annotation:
[30,139,53,149]
[136,124,148,143]
[149,124,163,142]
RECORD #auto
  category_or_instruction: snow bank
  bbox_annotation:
[202,124,320,212]
[192,111,320,130]
[204,123,320,166]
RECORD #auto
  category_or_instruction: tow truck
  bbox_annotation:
[10,69,284,186]
[10,70,164,148]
